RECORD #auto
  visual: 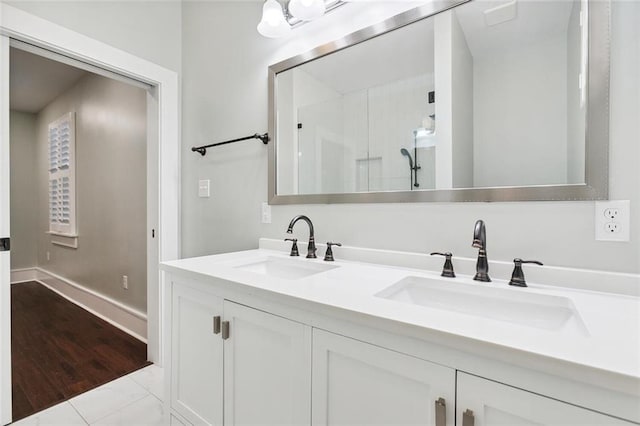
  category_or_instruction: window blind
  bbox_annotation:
[48,112,76,235]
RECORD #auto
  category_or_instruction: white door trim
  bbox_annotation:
[0,34,12,426]
[0,5,180,425]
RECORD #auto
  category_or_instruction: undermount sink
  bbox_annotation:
[376,276,587,333]
[235,256,338,280]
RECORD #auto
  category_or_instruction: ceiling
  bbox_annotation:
[287,0,574,95]
[299,16,435,95]
[10,48,88,113]
[455,0,574,58]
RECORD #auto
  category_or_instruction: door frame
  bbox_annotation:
[0,4,180,425]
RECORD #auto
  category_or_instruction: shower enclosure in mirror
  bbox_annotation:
[268,0,609,204]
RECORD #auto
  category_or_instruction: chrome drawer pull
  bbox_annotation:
[435,397,446,426]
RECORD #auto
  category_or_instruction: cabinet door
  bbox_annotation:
[456,373,634,426]
[223,301,312,425]
[171,282,223,426]
[312,329,455,426]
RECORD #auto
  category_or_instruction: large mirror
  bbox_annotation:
[268,0,609,204]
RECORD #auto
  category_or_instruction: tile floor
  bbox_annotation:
[12,365,167,426]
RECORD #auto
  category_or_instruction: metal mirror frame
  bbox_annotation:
[268,0,610,204]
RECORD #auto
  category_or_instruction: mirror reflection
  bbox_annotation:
[275,0,588,196]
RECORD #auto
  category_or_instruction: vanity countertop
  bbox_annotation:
[161,246,640,394]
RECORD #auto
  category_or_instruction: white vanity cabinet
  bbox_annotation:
[169,278,312,426]
[312,329,456,426]
[456,373,635,426]
[171,282,223,425]
[310,330,634,426]
[163,258,639,426]
[222,301,311,426]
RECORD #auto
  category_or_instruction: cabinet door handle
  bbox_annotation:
[213,316,221,334]
[462,409,474,426]
[221,321,230,340]
[434,397,446,426]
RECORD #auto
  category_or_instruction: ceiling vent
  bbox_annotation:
[484,0,517,27]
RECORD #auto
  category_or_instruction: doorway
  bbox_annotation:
[0,5,180,424]
[9,45,153,421]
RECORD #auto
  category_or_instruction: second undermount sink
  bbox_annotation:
[235,256,338,280]
[376,276,587,333]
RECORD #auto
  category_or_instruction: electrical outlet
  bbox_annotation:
[261,202,272,224]
[122,275,128,290]
[603,208,619,220]
[46,251,50,261]
[604,222,620,233]
[595,200,630,241]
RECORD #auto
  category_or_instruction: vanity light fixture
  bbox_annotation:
[257,0,345,38]
[289,0,326,21]
[257,0,292,38]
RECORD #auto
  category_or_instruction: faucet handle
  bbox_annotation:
[285,238,299,257]
[324,242,342,261]
[430,252,456,278]
[509,258,543,287]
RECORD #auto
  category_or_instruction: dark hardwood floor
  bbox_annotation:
[11,281,150,421]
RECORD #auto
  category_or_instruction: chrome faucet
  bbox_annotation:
[286,215,317,258]
[472,220,491,282]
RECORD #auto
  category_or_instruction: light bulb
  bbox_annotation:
[257,0,291,38]
[289,0,326,21]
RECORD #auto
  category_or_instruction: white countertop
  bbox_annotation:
[161,247,640,388]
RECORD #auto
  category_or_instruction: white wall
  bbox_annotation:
[286,70,434,193]
[434,9,474,189]
[181,2,269,257]
[368,74,434,191]
[566,0,586,184]
[2,0,182,73]
[276,71,296,195]
[9,111,38,270]
[434,11,454,189]
[181,1,639,276]
[293,68,343,194]
[298,97,345,194]
[450,10,473,189]
[343,90,368,192]
[35,73,148,312]
[473,34,568,187]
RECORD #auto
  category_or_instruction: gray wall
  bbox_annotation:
[9,111,38,270]
[35,74,148,312]
[3,0,182,73]
[3,0,182,312]
[181,1,640,275]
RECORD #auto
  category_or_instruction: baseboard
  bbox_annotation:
[11,267,147,342]
[10,267,39,284]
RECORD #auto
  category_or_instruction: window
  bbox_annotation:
[48,112,76,236]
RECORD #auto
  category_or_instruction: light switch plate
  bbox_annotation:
[198,179,210,198]
[595,200,630,242]
[261,202,272,224]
